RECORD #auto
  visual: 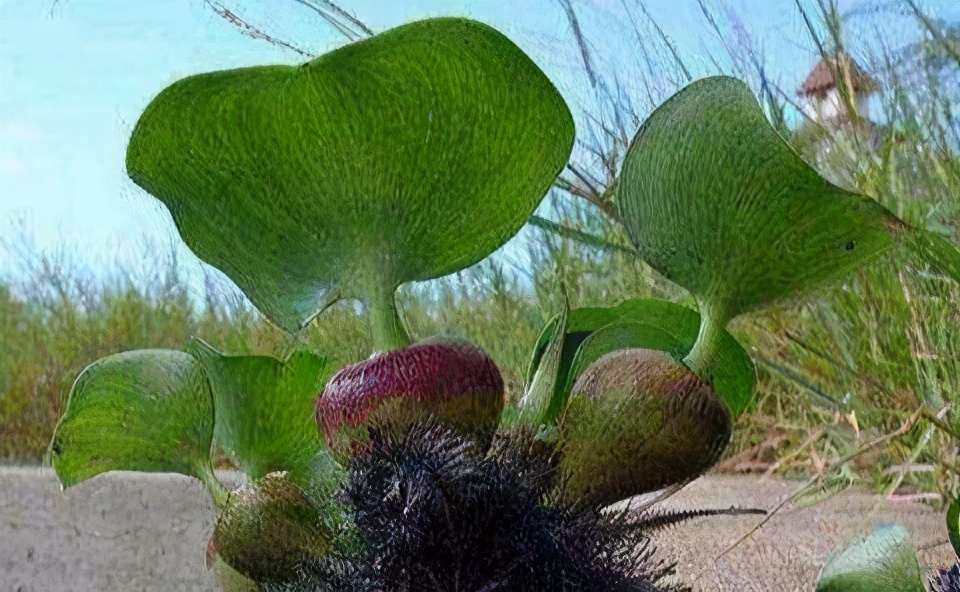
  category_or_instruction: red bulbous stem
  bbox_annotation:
[315,339,504,446]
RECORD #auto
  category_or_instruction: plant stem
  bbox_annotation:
[683,300,729,386]
[198,463,229,509]
[368,287,412,352]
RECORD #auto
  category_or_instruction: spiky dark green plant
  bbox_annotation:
[317,417,767,592]
[333,417,686,592]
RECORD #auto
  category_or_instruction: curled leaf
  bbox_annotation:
[525,298,755,419]
[517,303,568,427]
[186,339,333,480]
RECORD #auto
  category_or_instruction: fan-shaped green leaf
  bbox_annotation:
[815,523,924,592]
[50,350,216,490]
[616,75,960,378]
[185,339,333,480]
[618,76,901,321]
[126,17,575,335]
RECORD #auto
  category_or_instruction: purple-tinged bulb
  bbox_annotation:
[315,338,505,456]
[558,347,731,508]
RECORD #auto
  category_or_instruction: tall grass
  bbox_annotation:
[5,0,960,506]
[739,1,960,502]
[0,223,554,462]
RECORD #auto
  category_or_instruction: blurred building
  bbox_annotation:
[798,52,878,125]
[794,52,887,168]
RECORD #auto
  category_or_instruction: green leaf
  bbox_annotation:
[126,17,575,334]
[525,314,563,386]
[815,523,924,592]
[616,75,960,377]
[526,298,701,385]
[525,298,755,419]
[185,339,334,480]
[517,305,568,427]
[618,75,901,322]
[50,350,216,490]
[948,497,960,558]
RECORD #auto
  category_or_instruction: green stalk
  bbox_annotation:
[683,299,730,386]
[368,286,412,352]
[198,462,230,509]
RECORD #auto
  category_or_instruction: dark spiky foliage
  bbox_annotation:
[327,417,685,592]
[932,561,960,592]
[252,419,764,592]
[629,506,767,534]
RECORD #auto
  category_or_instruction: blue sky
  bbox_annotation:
[1,0,959,301]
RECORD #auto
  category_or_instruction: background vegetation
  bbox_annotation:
[4,0,960,510]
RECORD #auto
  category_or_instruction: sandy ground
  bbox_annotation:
[642,477,956,591]
[0,467,956,591]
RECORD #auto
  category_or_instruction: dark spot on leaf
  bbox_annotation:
[844,241,856,251]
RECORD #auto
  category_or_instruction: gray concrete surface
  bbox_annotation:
[644,476,955,591]
[1,468,249,592]
[0,468,955,591]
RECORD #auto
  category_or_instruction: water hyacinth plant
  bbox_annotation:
[125,15,576,454]
[519,297,755,508]
[513,73,960,514]
[45,13,960,591]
